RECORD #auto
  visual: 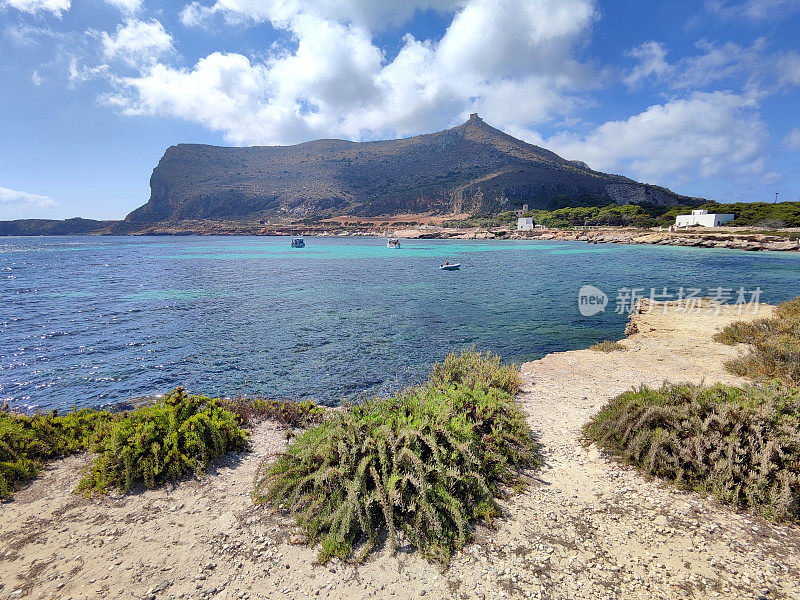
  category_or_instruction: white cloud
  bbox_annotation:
[785,128,800,150]
[101,19,173,66]
[624,41,672,88]
[624,38,800,99]
[180,0,464,30]
[706,0,800,19]
[1,0,70,16]
[544,92,772,184]
[31,69,43,85]
[0,186,56,209]
[103,0,142,13]
[777,52,800,86]
[109,0,598,145]
[68,57,110,85]
[108,52,280,142]
[435,0,596,79]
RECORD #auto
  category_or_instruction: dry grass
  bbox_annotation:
[714,296,800,384]
[589,340,628,352]
[223,398,326,428]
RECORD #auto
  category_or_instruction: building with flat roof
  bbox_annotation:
[517,217,534,231]
[675,209,734,228]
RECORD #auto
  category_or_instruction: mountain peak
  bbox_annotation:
[123,119,698,225]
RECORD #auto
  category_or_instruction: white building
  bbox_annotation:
[517,217,534,231]
[675,209,735,228]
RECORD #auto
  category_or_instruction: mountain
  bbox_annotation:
[0,218,114,236]
[122,114,699,227]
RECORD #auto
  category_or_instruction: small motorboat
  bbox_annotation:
[291,236,305,248]
[440,262,460,271]
[386,238,401,248]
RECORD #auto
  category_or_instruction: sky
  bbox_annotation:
[1,0,799,220]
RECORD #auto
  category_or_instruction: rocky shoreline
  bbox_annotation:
[2,300,798,600]
[119,221,800,253]
[390,226,800,252]
[3,216,799,252]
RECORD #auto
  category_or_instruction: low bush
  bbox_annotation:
[77,387,248,495]
[223,398,326,428]
[583,382,800,522]
[430,347,522,396]
[713,296,800,385]
[1,408,112,501]
[255,352,538,565]
[589,340,628,352]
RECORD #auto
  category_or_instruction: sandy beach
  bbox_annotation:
[1,300,799,600]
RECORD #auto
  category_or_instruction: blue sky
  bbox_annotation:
[1,0,799,220]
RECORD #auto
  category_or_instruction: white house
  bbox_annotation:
[675,209,735,228]
[517,217,534,231]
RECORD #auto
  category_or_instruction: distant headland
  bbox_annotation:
[1,115,701,236]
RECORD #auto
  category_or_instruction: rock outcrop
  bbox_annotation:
[120,115,699,228]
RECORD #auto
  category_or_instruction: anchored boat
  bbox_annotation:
[291,236,305,248]
[386,238,401,248]
[440,262,460,271]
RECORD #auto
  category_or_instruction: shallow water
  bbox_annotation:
[1,236,798,410]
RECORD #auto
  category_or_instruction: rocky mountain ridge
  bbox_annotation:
[120,114,699,227]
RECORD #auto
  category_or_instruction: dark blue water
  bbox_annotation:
[1,236,798,411]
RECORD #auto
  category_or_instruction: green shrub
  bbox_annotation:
[254,376,538,565]
[714,296,800,385]
[430,348,522,396]
[223,398,326,428]
[583,382,800,522]
[589,340,628,352]
[1,409,112,501]
[77,387,248,495]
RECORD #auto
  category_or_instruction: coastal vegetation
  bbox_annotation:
[429,347,522,396]
[0,408,113,500]
[585,297,800,523]
[77,388,247,494]
[589,340,628,352]
[714,297,800,385]
[444,203,662,229]
[583,382,800,522]
[447,200,800,230]
[254,349,538,565]
[1,388,250,500]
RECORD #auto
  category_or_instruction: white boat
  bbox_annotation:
[386,238,401,248]
[291,236,305,248]
[440,263,460,270]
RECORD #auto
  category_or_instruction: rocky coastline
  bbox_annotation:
[115,220,800,252]
[2,215,799,252]
[391,226,800,252]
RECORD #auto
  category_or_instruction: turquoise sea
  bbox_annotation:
[1,236,798,411]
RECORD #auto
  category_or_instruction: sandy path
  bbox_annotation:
[1,301,799,600]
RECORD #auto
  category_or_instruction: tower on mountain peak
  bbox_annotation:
[468,112,481,122]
